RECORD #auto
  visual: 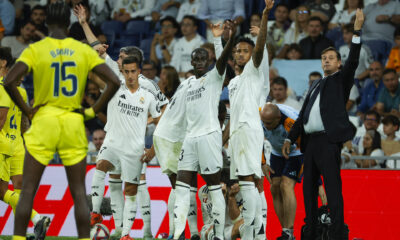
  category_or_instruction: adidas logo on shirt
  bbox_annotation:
[120,94,126,99]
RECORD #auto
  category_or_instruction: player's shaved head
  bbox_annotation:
[261,103,281,130]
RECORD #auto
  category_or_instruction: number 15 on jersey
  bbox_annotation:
[51,61,78,97]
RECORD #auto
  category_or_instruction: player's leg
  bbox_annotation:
[269,154,285,227]
[280,176,297,239]
[121,182,139,239]
[109,173,124,238]
[198,132,225,240]
[167,173,177,238]
[254,178,266,240]
[90,158,114,225]
[138,166,152,239]
[257,179,268,237]
[188,176,199,239]
[13,151,46,238]
[174,137,198,239]
[231,219,244,240]
[64,158,91,238]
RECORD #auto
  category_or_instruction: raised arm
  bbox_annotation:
[215,21,236,76]
[252,0,274,68]
[210,22,225,59]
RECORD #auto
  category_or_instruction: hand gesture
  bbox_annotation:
[354,8,365,31]
[250,26,260,36]
[211,22,225,38]
[225,21,236,38]
[73,4,87,25]
[282,140,291,159]
[229,183,240,197]
[140,148,155,163]
[264,165,275,184]
[264,0,275,13]
[94,44,108,56]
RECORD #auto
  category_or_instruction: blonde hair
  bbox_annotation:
[294,5,310,41]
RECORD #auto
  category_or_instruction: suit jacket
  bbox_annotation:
[288,40,361,152]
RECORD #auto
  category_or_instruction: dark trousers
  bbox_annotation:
[303,133,345,239]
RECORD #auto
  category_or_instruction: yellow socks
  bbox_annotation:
[12,236,26,240]
[4,189,41,224]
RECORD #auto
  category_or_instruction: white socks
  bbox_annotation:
[208,185,225,240]
[173,181,190,239]
[91,169,106,213]
[167,189,176,236]
[188,187,199,237]
[239,181,257,240]
[261,191,268,235]
[138,180,152,237]
[254,189,265,240]
[109,178,124,231]
[122,194,137,236]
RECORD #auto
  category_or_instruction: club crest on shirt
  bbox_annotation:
[140,97,145,104]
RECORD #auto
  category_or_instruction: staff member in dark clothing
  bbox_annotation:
[282,8,364,240]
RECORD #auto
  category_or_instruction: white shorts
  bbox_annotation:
[97,144,143,184]
[153,135,182,175]
[178,131,222,175]
[230,124,263,179]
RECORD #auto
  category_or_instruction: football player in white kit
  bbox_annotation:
[172,21,237,240]
[73,6,168,238]
[89,56,161,240]
[227,0,274,239]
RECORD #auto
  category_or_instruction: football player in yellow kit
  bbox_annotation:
[3,2,120,240]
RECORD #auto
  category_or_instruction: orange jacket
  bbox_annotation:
[386,47,400,73]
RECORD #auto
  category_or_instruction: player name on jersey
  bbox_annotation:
[117,97,145,117]
[186,86,205,102]
[50,48,75,58]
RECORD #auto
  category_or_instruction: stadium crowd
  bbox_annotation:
[0,0,400,240]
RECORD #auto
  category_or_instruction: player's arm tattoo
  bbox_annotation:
[252,7,269,68]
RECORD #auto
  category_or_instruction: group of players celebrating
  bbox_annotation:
[0,0,351,239]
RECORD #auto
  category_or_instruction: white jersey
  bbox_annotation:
[154,79,190,142]
[104,84,161,154]
[104,54,168,107]
[170,34,205,73]
[186,68,224,138]
[228,49,269,132]
[198,185,243,227]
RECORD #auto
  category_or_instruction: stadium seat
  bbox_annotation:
[362,40,393,65]
[125,20,152,39]
[197,20,207,38]
[140,38,153,61]
[101,21,124,47]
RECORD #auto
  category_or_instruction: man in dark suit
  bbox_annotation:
[282,9,365,240]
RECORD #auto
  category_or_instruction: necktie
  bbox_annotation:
[303,81,321,124]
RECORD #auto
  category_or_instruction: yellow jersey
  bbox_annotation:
[17,37,105,110]
[0,77,27,155]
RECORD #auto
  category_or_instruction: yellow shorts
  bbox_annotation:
[0,153,11,182]
[24,106,88,166]
[9,145,25,176]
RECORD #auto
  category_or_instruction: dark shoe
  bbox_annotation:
[301,224,316,240]
[191,234,200,240]
[34,216,51,240]
[178,231,185,240]
[277,231,295,240]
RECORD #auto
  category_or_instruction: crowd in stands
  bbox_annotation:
[1,0,400,169]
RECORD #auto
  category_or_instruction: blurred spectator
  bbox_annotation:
[69,1,106,43]
[304,0,336,23]
[176,0,201,23]
[87,129,106,164]
[300,71,322,104]
[0,0,15,35]
[285,43,303,59]
[299,16,334,59]
[112,0,155,22]
[277,5,310,58]
[346,85,360,115]
[386,27,400,73]
[354,130,384,168]
[271,77,302,110]
[244,13,262,44]
[357,61,384,115]
[340,23,374,81]
[142,60,160,83]
[197,0,245,42]
[328,0,363,30]
[170,15,205,78]
[89,0,113,26]
[267,3,290,52]
[1,21,36,58]
[201,42,216,69]
[381,115,400,155]
[353,110,381,154]
[83,80,107,132]
[151,0,182,23]
[150,16,179,67]
[30,5,48,41]
[376,68,400,117]
[362,0,400,60]
[158,65,181,99]
[0,20,4,42]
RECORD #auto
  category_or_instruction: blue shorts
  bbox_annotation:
[270,154,304,183]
